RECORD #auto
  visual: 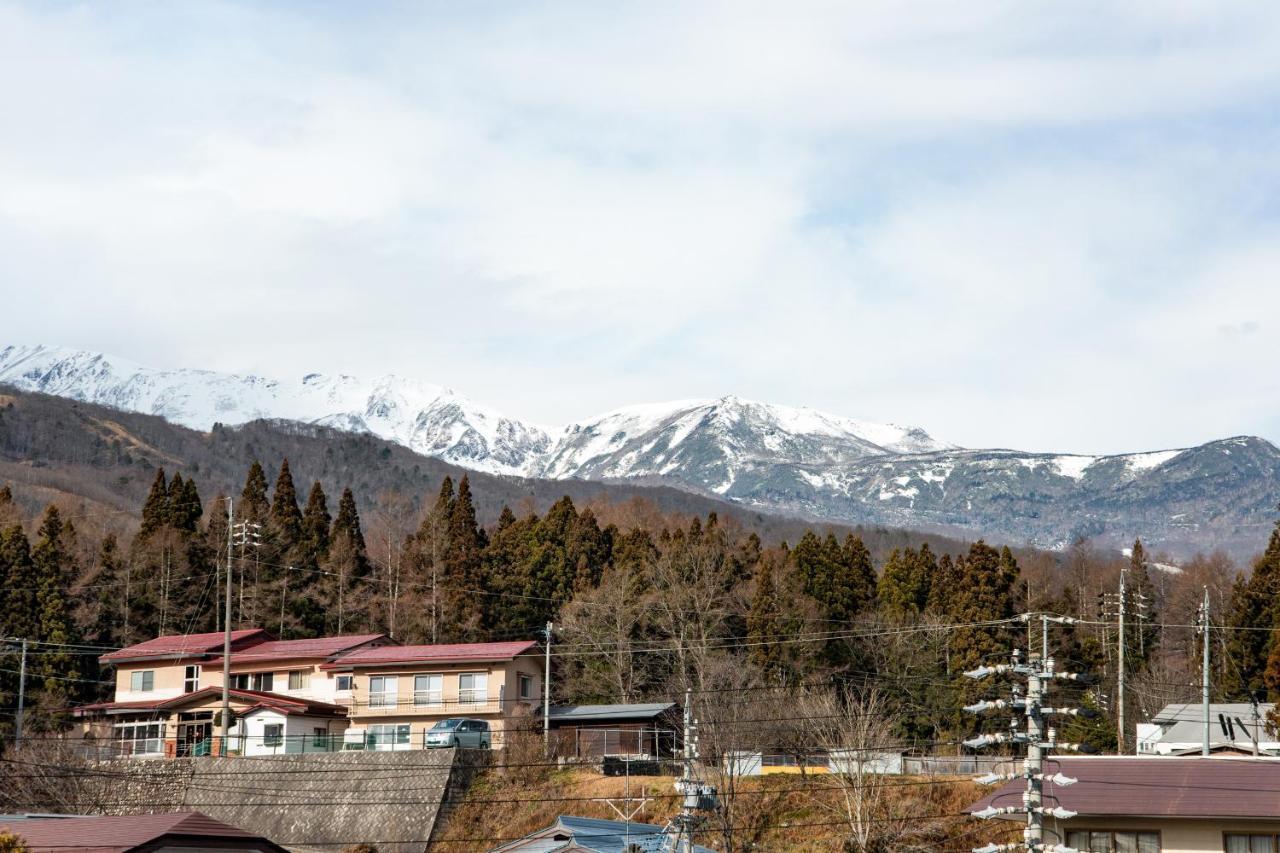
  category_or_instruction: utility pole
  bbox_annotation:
[1117,568,1125,754]
[221,498,233,756]
[14,638,28,746]
[966,643,1095,852]
[663,687,717,853]
[232,521,262,627]
[543,621,552,753]
[1198,586,1211,756]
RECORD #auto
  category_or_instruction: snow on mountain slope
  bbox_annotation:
[0,345,552,474]
[0,346,951,485]
[538,395,954,493]
[5,344,1276,559]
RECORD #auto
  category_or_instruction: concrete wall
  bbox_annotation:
[96,749,465,852]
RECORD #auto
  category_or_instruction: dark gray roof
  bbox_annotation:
[548,703,675,723]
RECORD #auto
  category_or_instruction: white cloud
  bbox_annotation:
[0,1,1278,454]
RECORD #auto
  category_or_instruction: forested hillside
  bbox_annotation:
[4,383,1280,848]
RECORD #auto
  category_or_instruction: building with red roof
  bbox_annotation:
[966,756,1280,852]
[0,811,288,852]
[75,629,542,756]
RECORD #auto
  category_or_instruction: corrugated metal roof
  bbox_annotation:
[324,640,537,668]
[99,628,270,663]
[967,756,1280,819]
[492,815,714,853]
[0,811,287,852]
[203,633,389,666]
[548,703,676,722]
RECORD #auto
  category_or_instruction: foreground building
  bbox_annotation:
[74,629,542,755]
[0,811,288,852]
[967,756,1280,852]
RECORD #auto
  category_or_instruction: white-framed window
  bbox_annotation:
[518,674,532,700]
[130,670,155,692]
[251,672,274,692]
[288,670,309,691]
[369,675,398,707]
[1068,830,1160,852]
[184,665,199,693]
[336,674,354,692]
[414,674,442,706]
[368,723,410,750]
[116,722,163,755]
[458,672,487,704]
[1225,834,1274,853]
[263,723,283,748]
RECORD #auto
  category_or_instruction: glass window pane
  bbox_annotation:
[1224,836,1250,853]
[1067,832,1086,848]
[1090,832,1113,853]
[1137,832,1159,853]
[1114,832,1137,853]
[1252,836,1273,853]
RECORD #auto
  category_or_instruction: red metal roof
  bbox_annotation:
[323,639,538,669]
[99,628,271,663]
[72,686,348,718]
[203,633,389,666]
[0,811,287,852]
[968,756,1280,819]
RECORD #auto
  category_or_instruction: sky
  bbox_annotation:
[1,2,1278,455]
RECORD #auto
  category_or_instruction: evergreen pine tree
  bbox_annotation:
[270,459,304,550]
[747,557,786,680]
[879,546,933,619]
[32,506,78,729]
[839,533,878,616]
[139,468,169,538]
[1223,518,1280,696]
[240,461,271,523]
[0,525,37,642]
[166,472,186,528]
[300,482,332,568]
[948,541,1020,673]
[169,475,203,533]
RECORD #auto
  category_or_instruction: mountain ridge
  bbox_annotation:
[2,343,1277,557]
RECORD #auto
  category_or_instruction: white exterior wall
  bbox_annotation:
[239,711,347,756]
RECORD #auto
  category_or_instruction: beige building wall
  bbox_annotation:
[200,657,343,703]
[341,653,543,743]
[1050,815,1280,852]
[113,660,194,701]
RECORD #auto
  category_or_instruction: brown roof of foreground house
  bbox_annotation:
[0,810,288,852]
[967,756,1280,820]
[72,686,349,718]
[203,633,390,666]
[322,639,538,669]
[99,628,271,664]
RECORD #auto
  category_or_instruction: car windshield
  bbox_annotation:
[431,719,463,731]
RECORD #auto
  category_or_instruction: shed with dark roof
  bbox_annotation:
[547,704,679,760]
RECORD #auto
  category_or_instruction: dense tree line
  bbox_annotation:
[1,461,1278,754]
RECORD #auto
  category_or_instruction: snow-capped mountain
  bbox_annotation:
[3,344,1278,555]
[0,345,553,474]
[539,396,953,493]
